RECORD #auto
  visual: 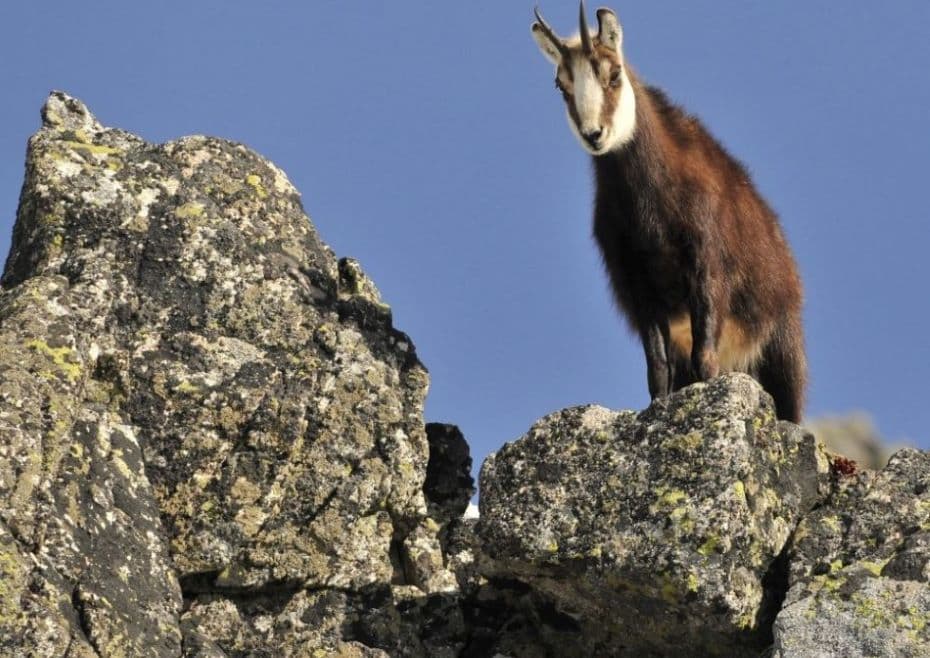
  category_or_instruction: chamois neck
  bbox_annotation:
[592,69,664,182]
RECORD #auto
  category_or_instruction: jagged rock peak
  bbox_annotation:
[41,90,103,132]
[0,91,466,656]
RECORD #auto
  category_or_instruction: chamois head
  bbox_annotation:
[532,3,636,155]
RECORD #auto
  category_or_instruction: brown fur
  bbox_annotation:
[551,38,806,422]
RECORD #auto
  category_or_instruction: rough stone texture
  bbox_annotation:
[478,374,832,656]
[0,92,458,657]
[4,91,930,658]
[774,449,930,657]
[0,93,182,657]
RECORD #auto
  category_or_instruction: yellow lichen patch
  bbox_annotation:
[916,499,930,530]
[809,562,847,595]
[44,107,62,126]
[857,559,890,577]
[61,140,122,156]
[24,339,82,382]
[174,380,200,395]
[852,590,897,629]
[650,487,688,514]
[900,605,930,640]
[698,534,720,557]
[736,610,757,630]
[821,515,842,533]
[39,212,63,226]
[663,432,703,452]
[235,505,267,537]
[109,448,135,482]
[0,534,27,627]
[687,572,700,593]
[732,480,747,505]
[669,506,695,534]
[246,174,268,199]
[175,202,205,219]
[230,477,262,504]
[192,470,214,489]
[49,234,64,252]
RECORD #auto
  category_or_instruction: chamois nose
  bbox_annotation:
[583,128,603,147]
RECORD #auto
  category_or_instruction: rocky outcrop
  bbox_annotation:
[478,374,831,656]
[774,449,930,656]
[2,93,928,657]
[475,381,930,657]
[0,92,462,657]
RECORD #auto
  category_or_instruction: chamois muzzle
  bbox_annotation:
[582,128,604,149]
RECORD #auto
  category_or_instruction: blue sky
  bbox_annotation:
[1,2,928,477]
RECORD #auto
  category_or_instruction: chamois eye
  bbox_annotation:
[609,68,622,88]
[554,77,565,92]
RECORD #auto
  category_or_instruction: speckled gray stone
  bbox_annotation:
[0,92,459,657]
[773,449,930,657]
[478,374,832,656]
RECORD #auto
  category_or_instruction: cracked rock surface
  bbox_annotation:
[774,449,930,657]
[0,92,459,657]
[478,374,832,656]
[3,92,930,658]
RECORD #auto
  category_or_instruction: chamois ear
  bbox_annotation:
[596,8,623,52]
[532,22,563,64]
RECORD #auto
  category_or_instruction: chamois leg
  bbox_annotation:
[660,321,679,394]
[641,322,671,399]
[689,286,721,382]
[757,311,807,423]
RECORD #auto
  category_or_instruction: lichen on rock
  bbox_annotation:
[4,91,929,658]
[0,92,459,657]
[477,374,832,656]
[773,449,930,657]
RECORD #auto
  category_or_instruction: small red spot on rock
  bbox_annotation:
[831,456,858,477]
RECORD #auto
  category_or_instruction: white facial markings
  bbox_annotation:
[566,59,637,156]
[532,18,638,156]
[569,57,606,147]
[612,67,637,149]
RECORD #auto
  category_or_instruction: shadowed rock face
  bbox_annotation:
[2,92,928,658]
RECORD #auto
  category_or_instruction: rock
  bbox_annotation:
[1,95,182,655]
[424,423,474,530]
[5,91,929,657]
[0,91,459,656]
[773,449,930,657]
[478,374,831,656]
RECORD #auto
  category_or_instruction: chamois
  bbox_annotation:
[532,3,806,422]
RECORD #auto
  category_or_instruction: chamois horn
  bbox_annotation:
[534,7,568,58]
[579,1,594,55]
